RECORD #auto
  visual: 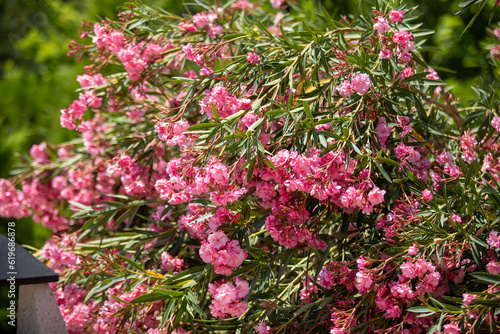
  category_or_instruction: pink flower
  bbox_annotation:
[192,12,211,28]
[400,261,415,279]
[207,163,229,185]
[183,43,195,61]
[373,16,390,34]
[207,24,224,38]
[397,66,414,83]
[30,142,50,165]
[389,10,404,22]
[357,256,369,269]
[424,271,441,287]
[408,243,419,255]
[270,0,285,9]
[425,68,440,80]
[463,293,476,306]
[255,321,271,334]
[393,30,410,46]
[318,268,335,289]
[488,230,500,249]
[273,12,284,25]
[492,115,500,131]
[436,150,453,166]
[398,52,412,62]
[200,66,214,76]
[247,52,261,64]
[393,31,414,53]
[230,0,253,10]
[450,214,462,224]
[397,116,412,138]
[178,21,197,32]
[337,80,353,98]
[126,106,143,123]
[483,153,493,172]
[354,271,373,293]
[77,73,107,88]
[209,279,249,319]
[368,187,385,205]
[208,230,229,250]
[443,323,460,334]
[413,259,433,277]
[460,131,477,163]
[384,305,402,319]
[351,73,371,94]
[380,49,393,59]
[60,112,76,130]
[68,99,87,119]
[487,260,500,275]
[374,117,392,146]
[422,189,433,202]
[444,165,461,179]
[200,232,247,276]
[64,302,91,331]
[390,283,415,299]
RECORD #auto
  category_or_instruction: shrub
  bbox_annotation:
[2,0,500,333]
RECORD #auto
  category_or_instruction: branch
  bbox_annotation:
[410,86,463,128]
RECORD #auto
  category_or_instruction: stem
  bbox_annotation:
[410,86,463,127]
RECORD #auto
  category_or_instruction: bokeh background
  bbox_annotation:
[0,0,498,331]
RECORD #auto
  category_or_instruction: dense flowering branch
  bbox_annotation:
[2,0,500,333]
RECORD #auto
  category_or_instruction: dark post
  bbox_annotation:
[0,234,68,334]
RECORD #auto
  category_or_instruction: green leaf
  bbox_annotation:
[84,274,139,303]
[470,273,500,285]
[264,157,276,170]
[247,157,256,183]
[348,141,362,155]
[187,123,217,131]
[122,255,145,272]
[247,117,265,133]
[294,302,316,316]
[185,290,207,317]
[130,291,183,304]
[172,76,196,83]
[263,78,283,87]
[225,109,247,121]
[401,71,431,83]
[427,313,445,334]
[375,157,402,168]
[408,306,435,313]
[469,235,488,248]
[460,0,488,35]
[222,33,247,40]
[303,101,313,120]
[475,299,500,307]
[374,162,392,183]
[212,104,220,121]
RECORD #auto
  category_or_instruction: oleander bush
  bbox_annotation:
[3,0,500,333]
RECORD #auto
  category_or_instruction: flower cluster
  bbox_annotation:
[337,73,371,97]
[199,231,247,275]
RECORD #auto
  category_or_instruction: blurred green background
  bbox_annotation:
[0,0,498,331]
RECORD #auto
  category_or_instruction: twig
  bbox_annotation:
[410,86,463,127]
